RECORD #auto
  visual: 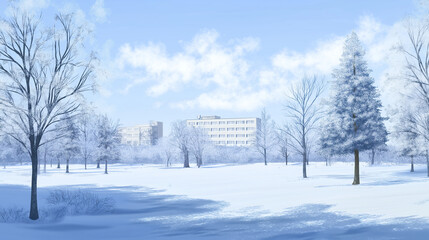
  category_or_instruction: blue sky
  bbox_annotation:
[0,0,422,134]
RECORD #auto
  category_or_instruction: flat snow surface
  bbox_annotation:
[1,162,429,239]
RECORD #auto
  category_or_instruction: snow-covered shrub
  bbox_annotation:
[47,189,114,215]
[0,207,28,223]
[39,205,68,222]
[0,206,67,223]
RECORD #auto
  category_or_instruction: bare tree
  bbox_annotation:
[401,106,429,175]
[400,22,429,176]
[285,76,324,178]
[171,121,191,168]
[396,109,422,172]
[157,137,174,167]
[189,126,210,168]
[367,146,387,165]
[0,11,93,220]
[275,124,290,165]
[402,21,429,107]
[253,108,276,165]
[77,106,97,170]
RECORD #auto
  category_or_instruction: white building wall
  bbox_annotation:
[186,116,260,147]
[119,121,163,146]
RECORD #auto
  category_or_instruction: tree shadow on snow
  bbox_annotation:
[1,185,429,239]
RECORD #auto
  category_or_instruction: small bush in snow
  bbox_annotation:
[39,205,67,222]
[0,208,28,223]
[46,189,114,215]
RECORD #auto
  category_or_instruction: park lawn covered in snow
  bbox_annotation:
[0,162,429,239]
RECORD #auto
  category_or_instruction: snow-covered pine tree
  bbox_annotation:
[63,116,81,174]
[320,32,388,185]
[96,115,120,174]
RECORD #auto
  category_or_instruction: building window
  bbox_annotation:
[227,141,234,144]
[219,121,226,124]
[246,127,255,130]
[219,134,225,138]
[246,120,255,124]
[219,128,226,131]
[227,127,235,131]
[227,134,235,138]
[236,134,245,137]
[238,120,245,124]
[227,121,235,124]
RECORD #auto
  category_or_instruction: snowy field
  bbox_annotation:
[1,162,429,239]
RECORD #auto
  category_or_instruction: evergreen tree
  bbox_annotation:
[96,115,120,174]
[320,32,388,185]
[63,117,81,174]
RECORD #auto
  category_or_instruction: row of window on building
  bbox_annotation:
[211,140,249,145]
[209,133,255,138]
[189,120,255,126]
[201,127,256,132]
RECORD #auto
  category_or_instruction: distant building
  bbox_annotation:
[119,121,163,146]
[186,116,260,147]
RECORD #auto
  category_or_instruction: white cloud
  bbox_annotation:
[356,15,383,44]
[4,0,50,16]
[91,0,107,23]
[117,30,260,102]
[17,0,49,12]
[271,36,344,78]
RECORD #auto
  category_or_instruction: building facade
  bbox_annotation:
[119,121,163,146]
[186,116,260,146]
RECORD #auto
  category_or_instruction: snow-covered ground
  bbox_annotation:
[0,162,429,239]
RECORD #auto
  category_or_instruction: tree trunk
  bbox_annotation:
[29,148,39,220]
[411,155,414,172]
[197,155,203,168]
[426,150,429,177]
[183,150,190,168]
[97,159,100,168]
[264,148,267,165]
[371,148,375,165]
[43,148,47,173]
[104,160,108,174]
[37,157,40,175]
[303,150,307,178]
[306,151,309,165]
[84,150,87,170]
[285,153,288,165]
[57,159,60,168]
[352,149,360,185]
[66,158,70,173]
